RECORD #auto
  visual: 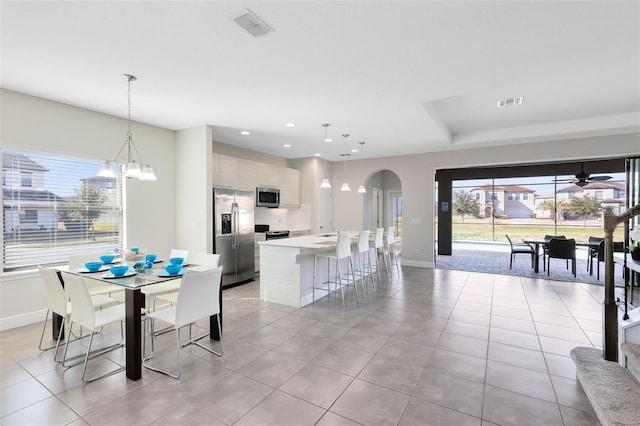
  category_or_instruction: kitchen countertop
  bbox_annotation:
[258,232,356,249]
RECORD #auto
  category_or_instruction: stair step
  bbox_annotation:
[621,342,640,383]
[571,346,640,426]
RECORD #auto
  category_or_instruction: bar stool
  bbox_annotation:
[313,233,358,309]
[370,228,387,282]
[352,230,376,290]
[385,226,400,273]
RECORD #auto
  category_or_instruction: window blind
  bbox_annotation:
[2,148,123,271]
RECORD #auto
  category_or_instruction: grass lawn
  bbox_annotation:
[451,222,624,243]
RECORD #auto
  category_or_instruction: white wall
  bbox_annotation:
[0,89,177,329]
[176,125,212,259]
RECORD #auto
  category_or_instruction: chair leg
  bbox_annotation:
[336,260,345,309]
[312,255,316,304]
[78,329,125,383]
[392,243,400,272]
[509,253,513,270]
[547,258,550,275]
[349,257,360,303]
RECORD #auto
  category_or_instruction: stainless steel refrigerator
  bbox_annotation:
[213,188,255,287]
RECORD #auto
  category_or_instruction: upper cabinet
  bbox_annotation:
[218,154,239,189]
[212,153,300,207]
[256,163,278,187]
[214,155,256,191]
[279,167,300,208]
[237,159,257,191]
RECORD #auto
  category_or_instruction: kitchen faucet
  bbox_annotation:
[331,225,342,234]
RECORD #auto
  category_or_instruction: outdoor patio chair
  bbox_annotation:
[542,235,566,271]
[505,234,535,269]
[547,238,576,277]
[592,241,624,280]
[587,236,604,271]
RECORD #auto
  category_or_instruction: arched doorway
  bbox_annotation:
[363,170,402,253]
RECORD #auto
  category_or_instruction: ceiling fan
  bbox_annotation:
[554,162,612,187]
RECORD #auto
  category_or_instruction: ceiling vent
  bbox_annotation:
[497,96,524,108]
[234,9,274,38]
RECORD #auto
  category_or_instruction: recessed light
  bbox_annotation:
[285,123,296,127]
[240,131,251,135]
[324,138,333,142]
[283,144,291,148]
[314,153,321,157]
[351,149,359,153]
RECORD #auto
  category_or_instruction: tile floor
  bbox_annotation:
[1,266,606,425]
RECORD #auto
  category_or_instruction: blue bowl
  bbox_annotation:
[169,257,184,265]
[145,254,157,263]
[85,261,103,272]
[109,265,129,277]
[164,264,182,275]
[100,255,115,264]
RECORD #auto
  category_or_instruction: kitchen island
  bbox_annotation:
[259,233,350,308]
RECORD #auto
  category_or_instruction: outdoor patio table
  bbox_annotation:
[523,239,600,273]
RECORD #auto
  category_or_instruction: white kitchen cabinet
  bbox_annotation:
[257,163,279,187]
[238,159,257,191]
[212,153,220,187]
[218,155,238,188]
[279,167,300,207]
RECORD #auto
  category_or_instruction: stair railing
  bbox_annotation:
[603,203,640,362]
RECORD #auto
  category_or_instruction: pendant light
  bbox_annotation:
[96,74,157,181]
[340,134,351,192]
[319,123,332,189]
[357,141,367,193]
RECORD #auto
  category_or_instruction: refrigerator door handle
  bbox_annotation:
[232,202,239,249]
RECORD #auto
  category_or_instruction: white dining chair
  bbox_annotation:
[153,252,220,309]
[61,273,127,382]
[37,266,118,361]
[312,232,358,309]
[142,248,191,311]
[143,267,224,379]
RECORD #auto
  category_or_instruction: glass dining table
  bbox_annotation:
[57,263,222,381]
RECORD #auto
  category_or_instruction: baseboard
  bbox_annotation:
[0,309,45,331]
[402,260,434,268]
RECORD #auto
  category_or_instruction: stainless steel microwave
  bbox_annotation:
[256,187,280,208]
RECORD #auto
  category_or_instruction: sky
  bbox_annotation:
[454,174,626,196]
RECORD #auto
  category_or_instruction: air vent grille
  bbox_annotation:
[234,9,274,38]
[497,96,524,108]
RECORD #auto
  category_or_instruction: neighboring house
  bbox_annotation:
[2,152,66,235]
[534,181,626,218]
[557,182,626,217]
[470,184,536,218]
[534,193,556,219]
